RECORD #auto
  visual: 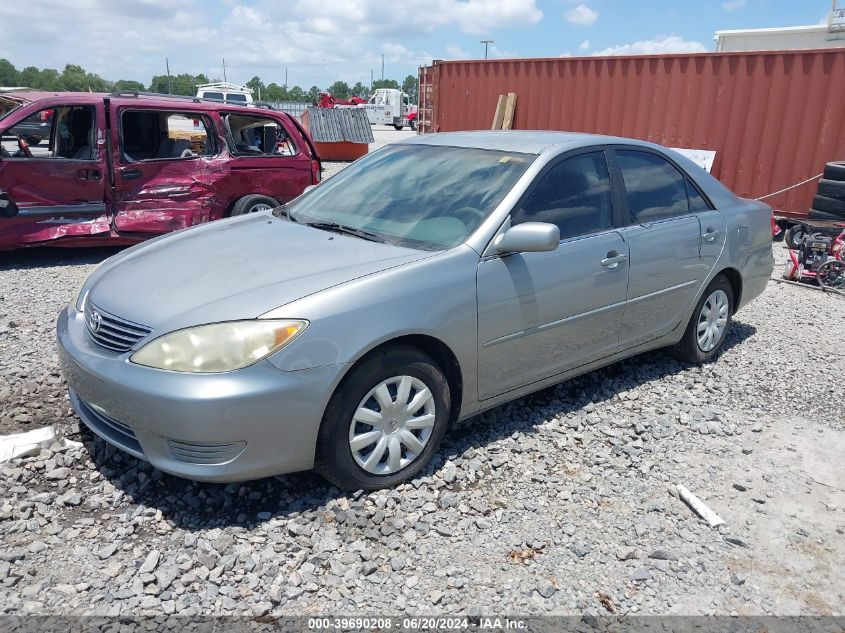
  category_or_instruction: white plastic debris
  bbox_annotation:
[0,426,82,463]
[677,484,726,527]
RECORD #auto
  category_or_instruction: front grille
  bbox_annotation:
[84,303,151,353]
[74,394,145,458]
[168,440,246,465]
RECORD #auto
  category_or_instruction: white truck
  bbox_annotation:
[195,82,254,105]
[359,89,418,130]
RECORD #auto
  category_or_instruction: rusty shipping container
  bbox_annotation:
[418,50,845,217]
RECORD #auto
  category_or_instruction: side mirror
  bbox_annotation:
[495,222,560,254]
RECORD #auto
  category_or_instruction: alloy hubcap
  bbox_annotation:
[348,375,436,475]
[697,289,729,352]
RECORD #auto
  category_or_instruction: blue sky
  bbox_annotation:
[0,1,835,89]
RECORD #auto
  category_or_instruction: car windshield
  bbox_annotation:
[288,144,534,250]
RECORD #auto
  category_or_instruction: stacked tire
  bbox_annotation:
[808,161,845,221]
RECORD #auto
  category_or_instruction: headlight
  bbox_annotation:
[130,320,308,373]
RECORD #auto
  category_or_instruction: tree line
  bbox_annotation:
[0,59,419,104]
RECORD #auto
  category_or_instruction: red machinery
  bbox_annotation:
[318,92,367,108]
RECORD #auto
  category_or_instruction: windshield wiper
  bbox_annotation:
[271,203,298,222]
[305,222,387,243]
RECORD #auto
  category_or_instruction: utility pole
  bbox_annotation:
[222,58,227,82]
[165,57,172,94]
[370,69,374,91]
[381,53,384,82]
[284,67,288,88]
[480,40,493,59]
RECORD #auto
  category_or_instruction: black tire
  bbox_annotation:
[314,344,450,491]
[669,275,734,365]
[409,119,417,131]
[24,136,42,146]
[811,194,845,215]
[393,123,404,131]
[784,224,807,249]
[817,260,845,289]
[808,208,845,221]
[822,161,845,182]
[817,178,845,200]
[229,194,279,216]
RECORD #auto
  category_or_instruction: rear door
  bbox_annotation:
[110,104,217,235]
[0,100,108,248]
[612,148,711,349]
[219,110,313,204]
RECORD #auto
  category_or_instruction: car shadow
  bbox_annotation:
[0,246,124,270]
[75,320,757,531]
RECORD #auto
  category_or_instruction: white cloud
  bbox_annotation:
[593,35,708,56]
[445,43,473,59]
[579,39,591,51]
[721,0,746,10]
[565,4,598,26]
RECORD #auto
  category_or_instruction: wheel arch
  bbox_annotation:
[331,334,464,427]
[716,267,743,313]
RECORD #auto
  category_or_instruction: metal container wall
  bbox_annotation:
[418,51,845,215]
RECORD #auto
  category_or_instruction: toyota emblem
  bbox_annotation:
[89,310,102,333]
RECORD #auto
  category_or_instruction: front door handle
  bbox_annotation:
[702,228,720,242]
[601,252,628,269]
[121,168,142,180]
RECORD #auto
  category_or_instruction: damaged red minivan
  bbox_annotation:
[0,91,321,250]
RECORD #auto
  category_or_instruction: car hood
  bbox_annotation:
[88,214,431,332]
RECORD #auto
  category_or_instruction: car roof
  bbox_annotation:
[0,91,270,115]
[400,130,663,155]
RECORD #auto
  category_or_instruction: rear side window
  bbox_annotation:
[225,114,297,157]
[513,151,613,240]
[121,110,215,162]
[617,150,689,223]
[202,92,224,102]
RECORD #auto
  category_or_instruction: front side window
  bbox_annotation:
[202,92,224,102]
[2,105,94,160]
[616,150,689,223]
[226,94,248,103]
[121,110,214,162]
[513,152,613,240]
[225,114,296,157]
[289,144,533,250]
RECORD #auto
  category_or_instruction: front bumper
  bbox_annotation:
[57,307,344,482]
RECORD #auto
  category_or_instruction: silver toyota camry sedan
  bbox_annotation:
[57,131,774,490]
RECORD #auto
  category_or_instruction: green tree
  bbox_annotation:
[372,78,399,91]
[307,86,321,104]
[402,74,418,101]
[287,85,305,101]
[34,68,60,90]
[18,66,40,88]
[0,59,19,87]
[150,72,208,95]
[327,80,350,99]
[264,82,285,102]
[246,75,265,99]
[351,81,368,98]
[113,79,146,92]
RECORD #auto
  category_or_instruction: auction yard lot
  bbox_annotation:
[0,126,843,616]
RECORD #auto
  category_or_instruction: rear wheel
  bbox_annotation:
[670,276,734,364]
[817,260,845,290]
[393,123,404,131]
[230,194,279,216]
[315,345,450,490]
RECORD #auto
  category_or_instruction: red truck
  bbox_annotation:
[0,91,320,250]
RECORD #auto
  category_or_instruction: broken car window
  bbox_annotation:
[225,114,297,157]
[120,110,215,162]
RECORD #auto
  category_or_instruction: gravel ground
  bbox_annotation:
[0,135,843,616]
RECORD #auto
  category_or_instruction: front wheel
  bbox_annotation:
[784,224,806,249]
[315,345,450,490]
[670,276,734,364]
[409,119,417,131]
[817,260,845,289]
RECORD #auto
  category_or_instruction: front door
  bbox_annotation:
[613,149,711,348]
[0,102,108,248]
[476,151,629,399]
[111,106,216,235]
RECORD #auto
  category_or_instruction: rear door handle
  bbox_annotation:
[601,253,628,269]
[120,168,141,180]
[702,228,720,242]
